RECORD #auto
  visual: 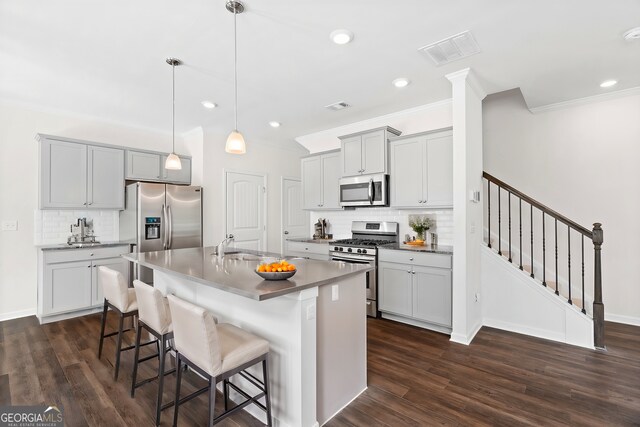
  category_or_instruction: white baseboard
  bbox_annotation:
[450,321,482,346]
[605,313,640,327]
[0,308,36,322]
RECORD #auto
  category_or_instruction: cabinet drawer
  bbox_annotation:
[378,249,451,269]
[286,241,329,256]
[44,245,130,264]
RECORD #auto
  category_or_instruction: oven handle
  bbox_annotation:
[331,255,374,264]
[368,178,374,205]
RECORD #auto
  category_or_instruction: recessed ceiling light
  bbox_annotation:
[600,80,617,88]
[623,27,640,41]
[330,29,354,45]
[392,78,410,88]
[201,100,217,109]
[269,121,281,128]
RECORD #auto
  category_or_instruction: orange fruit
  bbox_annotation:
[277,268,283,272]
[258,265,266,272]
[287,265,295,271]
[265,267,272,272]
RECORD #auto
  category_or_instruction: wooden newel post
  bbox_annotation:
[592,222,605,349]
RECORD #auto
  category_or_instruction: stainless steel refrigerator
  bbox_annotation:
[119,182,202,283]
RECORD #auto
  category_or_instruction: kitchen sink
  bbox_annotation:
[223,252,262,261]
[68,242,101,248]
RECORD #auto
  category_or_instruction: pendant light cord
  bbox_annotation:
[172,61,176,152]
[233,7,238,131]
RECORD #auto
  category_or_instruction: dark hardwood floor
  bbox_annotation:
[1,313,639,426]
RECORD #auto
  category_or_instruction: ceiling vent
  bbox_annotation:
[418,31,481,66]
[325,101,350,111]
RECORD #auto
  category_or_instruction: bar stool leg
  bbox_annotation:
[208,375,217,427]
[114,314,125,380]
[130,320,143,397]
[155,335,167,426]
[98,300,108,359]
[173,355,183,427]
[223,379,229,411]
[263,357,273,427]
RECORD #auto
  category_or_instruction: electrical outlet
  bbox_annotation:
[1,220,17,231]
[331,285,339,301]
[475,293,480,302]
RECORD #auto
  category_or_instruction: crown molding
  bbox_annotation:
[529,86,640,114]
[445,68,487,100]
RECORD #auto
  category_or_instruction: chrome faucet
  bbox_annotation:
[216,236,234,257]
[77,218,87,240]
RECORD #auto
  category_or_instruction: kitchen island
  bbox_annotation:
[123,247,371,427]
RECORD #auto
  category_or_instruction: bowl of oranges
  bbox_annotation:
[255,260,297,281]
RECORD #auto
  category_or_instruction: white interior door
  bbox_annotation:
[281,177,309,252]
[225,171,266,251]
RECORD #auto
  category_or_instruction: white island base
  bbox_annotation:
[153,269,367,427]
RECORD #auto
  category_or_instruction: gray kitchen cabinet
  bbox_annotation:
[378,248,452,334]
[39,137,124,210]
[161,155,192,184]
[301,150,341,210]
[339,127,401,177]
[38,245,130,324]
[126,150,161,180]
[389,128,453,209]
[285,240,330,261]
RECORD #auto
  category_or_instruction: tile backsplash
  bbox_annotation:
[310,208,454,246]
[34,210,119,244]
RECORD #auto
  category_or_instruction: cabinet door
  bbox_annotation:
[425,133,453,208]
[87,146,124,209]
[92,257,129,306]
[43,261,93,315]
[40,139,87,209]
[390,137,424,208]
[321,152,341,209]
[361,129,386,174]
[378,262,413,317]
[340,136,362,177]
[161,155,192,184]
[126,150,161,180]
[412,265,452,327]
[302,156,322,209]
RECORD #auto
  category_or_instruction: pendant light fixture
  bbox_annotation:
[165,57,182,170]
[225,1,246,154]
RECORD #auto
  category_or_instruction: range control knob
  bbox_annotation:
[339,247,344,252]
[356,249,362,254]
[347,248,352,253]
[362,249,367,254]
[334,246,339,251]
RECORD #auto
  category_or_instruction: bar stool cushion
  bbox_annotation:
[133,280,172,334]
[217,324,269,376]
[98,266,137,313]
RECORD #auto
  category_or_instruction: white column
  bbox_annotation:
[446,68,486,344]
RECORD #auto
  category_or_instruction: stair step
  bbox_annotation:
[542,280,585,310]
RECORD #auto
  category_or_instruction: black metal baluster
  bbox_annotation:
[581,235,586,314]
[542,212,547,287]
[498,187,502,256]
[508,192,512,262]
[487,180,491,248]
[568,227,572,305]
[518,198,522,269]
[555,219,559,295]
[530,204,534,278]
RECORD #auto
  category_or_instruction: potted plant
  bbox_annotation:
[408,215,434,241]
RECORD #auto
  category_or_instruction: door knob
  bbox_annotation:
[228,234,234,239]
[284,231,289,234]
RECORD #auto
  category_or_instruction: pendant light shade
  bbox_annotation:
[165,57,182,170]
[225,1,246,154]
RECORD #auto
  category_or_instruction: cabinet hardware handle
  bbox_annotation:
[407,270,411,273]
[412,271,416,274]
[409,257,414,261]
[90,253,94,256]
[87,265,91,268]
[83,202,87,206]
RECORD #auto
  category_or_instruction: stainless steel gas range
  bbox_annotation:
[330,221,399,317]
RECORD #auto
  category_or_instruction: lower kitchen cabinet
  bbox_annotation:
[284,240,330,261]
[378,249,452,334]
[38,245,130,323]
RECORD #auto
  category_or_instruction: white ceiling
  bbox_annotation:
[1,0,639,149]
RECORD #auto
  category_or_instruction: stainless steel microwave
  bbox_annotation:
[339,174,389,207]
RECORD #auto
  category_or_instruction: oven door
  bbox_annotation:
[339,174,388,207]
[331,255,377,317]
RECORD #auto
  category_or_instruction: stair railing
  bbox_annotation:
[483,172,605,349]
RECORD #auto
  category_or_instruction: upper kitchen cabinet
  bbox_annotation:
[301,150,341,210]
[339,126,402,177]
[39,136,124,210]
[389,128,453,209]
[125,150,192,184]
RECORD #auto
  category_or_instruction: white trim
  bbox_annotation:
[280,176,303,255]
[445,67,487,100]
[449,321,481,346]
[483,317,567,344]
[319,386,366,427]
[295,98,452,143]
[223,169,268,252]
[605,313,640,327]
[529,86,640,114]
[0,308,37,322]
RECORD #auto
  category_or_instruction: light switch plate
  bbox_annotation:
[1,220,17,231]
[306,303,316,320]
[331,285,339,301]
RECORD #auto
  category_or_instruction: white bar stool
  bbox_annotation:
[167,295,273,427]
[130,280,175,426]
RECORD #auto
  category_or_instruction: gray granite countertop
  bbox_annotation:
[37,241,132,251]
[286,237,334,244]
[379,243,454,254]
[123,246,372,301]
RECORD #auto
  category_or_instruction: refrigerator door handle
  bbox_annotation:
[161,204,167,249]
[167,205,173,249]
